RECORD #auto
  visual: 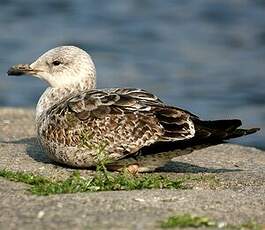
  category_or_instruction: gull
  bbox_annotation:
[7,46,259,170]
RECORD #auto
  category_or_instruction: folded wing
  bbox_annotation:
[40,88,196,159]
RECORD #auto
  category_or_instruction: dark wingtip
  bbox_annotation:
[222,127,260,140]
[246,128,260,134]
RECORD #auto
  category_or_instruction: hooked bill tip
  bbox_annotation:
[7,64,33,76]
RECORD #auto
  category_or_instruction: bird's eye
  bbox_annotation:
[52,60,62,66]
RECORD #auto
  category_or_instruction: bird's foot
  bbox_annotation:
[106,163,157,174]
[106,163,139,174]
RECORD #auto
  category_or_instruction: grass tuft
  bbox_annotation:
[160,214,263,229]
[0,169,185,196]
[160,214,216,228]
[0,169,49,185]
[228,220,264,230]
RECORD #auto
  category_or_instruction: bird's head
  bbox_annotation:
[7,46,96,89]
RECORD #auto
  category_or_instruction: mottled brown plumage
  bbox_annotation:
[7,46,260,168]
[36,88,196,167]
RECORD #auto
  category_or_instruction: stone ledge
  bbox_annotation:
[0,108,265,230]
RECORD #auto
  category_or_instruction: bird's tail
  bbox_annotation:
[192,119,260,141]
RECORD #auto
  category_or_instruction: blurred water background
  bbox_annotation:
[0,0,264,149]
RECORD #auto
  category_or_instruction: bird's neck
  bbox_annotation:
[36,80,96,121]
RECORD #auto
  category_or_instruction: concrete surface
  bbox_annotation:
[0,108,265,230]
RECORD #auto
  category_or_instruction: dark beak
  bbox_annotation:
[7,64,36,76]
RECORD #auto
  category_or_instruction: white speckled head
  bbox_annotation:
[8,46,97,119]
[30,46,96,88]
[8,46,96,89]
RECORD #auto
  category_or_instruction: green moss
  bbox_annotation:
[240,221,263,230]
[0,169,185,196]
[0,169,49,185]
[227,221,264,230]
[160,214,263,229]
[160,214,216,228]
[0,168,224,196]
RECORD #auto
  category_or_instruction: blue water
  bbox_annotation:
[0,0,264,149]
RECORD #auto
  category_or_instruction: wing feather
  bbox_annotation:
[41,88,195,159]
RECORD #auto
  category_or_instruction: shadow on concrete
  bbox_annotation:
[2,137,241,173]
[1,137,53,164]
[155,161,241,173]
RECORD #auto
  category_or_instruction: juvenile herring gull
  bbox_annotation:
[7,46,259,169]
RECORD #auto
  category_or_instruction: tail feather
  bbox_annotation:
[226,127,260,139]
[199,119,242,131]
[193,119,260,141]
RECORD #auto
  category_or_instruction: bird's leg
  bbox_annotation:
[106,162,159,174]
[106,163,140,174]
